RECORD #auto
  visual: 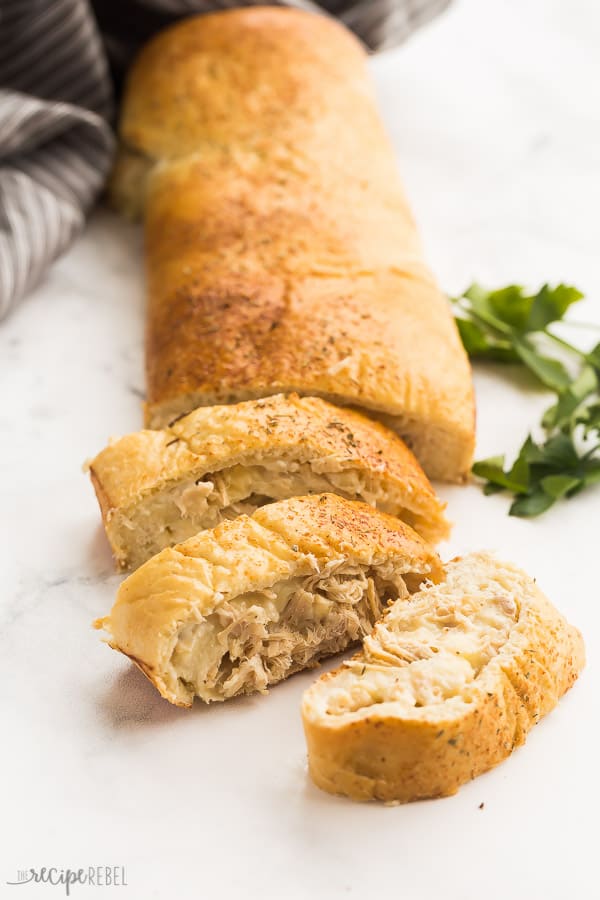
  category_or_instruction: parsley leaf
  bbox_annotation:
[527,284,584,331]
[452,282,600,518]
[539,474,582,499]
[512,337,572,391]
[452,283,584,382]
[472,451,530,494]
[455,318,516,361]
[483,284,535,331]
[575,400,600,436]
[586,342,600,375]
[509,490,556,518]
[542,366,598,429]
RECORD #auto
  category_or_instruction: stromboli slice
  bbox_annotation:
[302,552,585,803]
[94,494,443,707]
[87,394,449,570]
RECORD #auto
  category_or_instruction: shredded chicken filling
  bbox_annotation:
[170,562,409,702]
[324,585,520,716]
[117,460,422,564]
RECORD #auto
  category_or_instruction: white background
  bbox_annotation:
[2,0,599,897]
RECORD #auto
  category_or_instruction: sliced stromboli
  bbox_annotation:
[108,8,475,482]
[94,494,444,707]
[302,552,585,803]
[87,394,450,570]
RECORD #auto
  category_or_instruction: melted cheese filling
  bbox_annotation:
[117,459,422,567]
[323,586,519,716]
[169,563,409,703]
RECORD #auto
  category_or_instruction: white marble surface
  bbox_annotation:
[2,1,599,897]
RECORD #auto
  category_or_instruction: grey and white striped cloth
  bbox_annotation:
[0,0,451,319]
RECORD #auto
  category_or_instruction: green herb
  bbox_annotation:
[452,283,600,517]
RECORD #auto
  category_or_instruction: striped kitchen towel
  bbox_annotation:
[0,0,451,319]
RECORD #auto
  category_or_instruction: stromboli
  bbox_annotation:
[109,7,475,482]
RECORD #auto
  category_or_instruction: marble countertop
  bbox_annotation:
[2,1,599,897]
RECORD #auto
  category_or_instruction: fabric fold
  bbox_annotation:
[0,0,450,319]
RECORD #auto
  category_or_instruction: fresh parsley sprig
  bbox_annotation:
[452,283,600,517]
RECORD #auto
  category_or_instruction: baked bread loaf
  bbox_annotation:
[109,7,475,482]
[302,552,585,802]
[95,494,443,707]
[87,394,450,570]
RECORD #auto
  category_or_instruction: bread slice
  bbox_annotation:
[109,8,475,482]
[87,394,449,570]
[302,552,585,802]
[94,494,443,707]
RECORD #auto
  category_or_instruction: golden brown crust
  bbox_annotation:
[87,394,450,566]
[252,496,443,578]
[301,553,585,802]
[96,494,443,706]
[110,8,475,482]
